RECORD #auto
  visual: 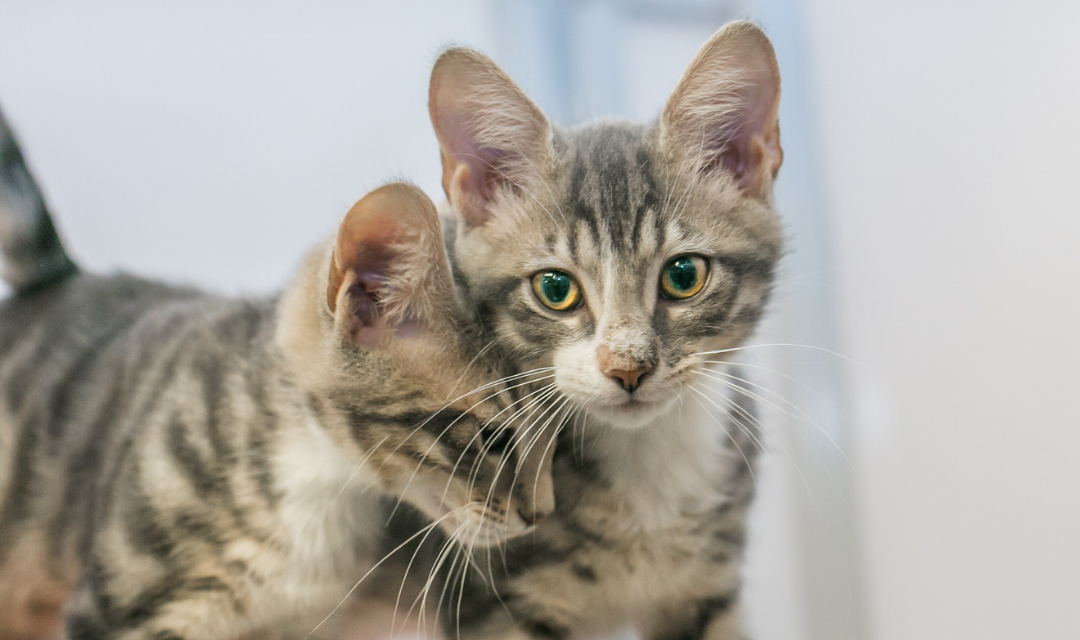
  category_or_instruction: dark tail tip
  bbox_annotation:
[0,106,77,295]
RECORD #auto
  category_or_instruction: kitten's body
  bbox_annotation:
[0,109,551,639]
[0,274,366,638]
[429,21,783,639]
[450,374,759,639]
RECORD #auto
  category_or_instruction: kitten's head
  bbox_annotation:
[278,183,555,546]
[429,21,784,429]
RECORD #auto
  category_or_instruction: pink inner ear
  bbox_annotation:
[439,116,507,227]
[708,81,780,192]
[663,23,782,196]
[430,49,552,227]
[346,271,387,347]
[329,182,449,348]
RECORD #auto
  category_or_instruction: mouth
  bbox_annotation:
[586,395,676,429]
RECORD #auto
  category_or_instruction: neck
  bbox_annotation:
[583,375,740,530]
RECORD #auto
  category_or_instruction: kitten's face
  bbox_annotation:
[431,22,784,429]
[280,183,555,547]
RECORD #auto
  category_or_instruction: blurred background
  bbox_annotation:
[1,1,1078,639]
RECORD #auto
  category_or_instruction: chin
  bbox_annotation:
[587,396,677,430]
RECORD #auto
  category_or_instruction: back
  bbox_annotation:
[0,273,277,554]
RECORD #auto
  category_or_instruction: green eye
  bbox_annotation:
[531,271,582,311]
[660,255,708,299]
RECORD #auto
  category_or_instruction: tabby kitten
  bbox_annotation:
[428,21,783,639]
[0,109,554,640]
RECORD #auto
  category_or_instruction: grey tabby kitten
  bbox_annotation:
[0,109,555,640]
[427,21,784,639]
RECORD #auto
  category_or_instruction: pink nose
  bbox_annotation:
[596,344,655,393]
[605,366,652,392]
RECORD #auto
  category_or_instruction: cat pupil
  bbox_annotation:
[668,259,698,291]
[542,272,571,302]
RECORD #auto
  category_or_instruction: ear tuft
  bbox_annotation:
[661,21,783,197]
[429,47,552,227]
[327,183,453,348]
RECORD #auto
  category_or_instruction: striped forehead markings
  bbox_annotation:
[561,127,667,259]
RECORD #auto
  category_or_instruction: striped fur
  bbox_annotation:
[0,113,554,640]
[429,21,784,639]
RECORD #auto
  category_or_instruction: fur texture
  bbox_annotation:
[428,20,784,639]
[0,113,555,640]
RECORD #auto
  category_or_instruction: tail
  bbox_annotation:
[0,105,76,294]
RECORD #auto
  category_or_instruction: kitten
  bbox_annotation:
[0,109,555,640]
[428,21,783,639]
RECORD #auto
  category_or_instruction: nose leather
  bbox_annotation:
[596,343,655,393]
[606,366,652,392]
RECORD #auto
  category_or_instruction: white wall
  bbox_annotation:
[799,1,1080,638]
[0,1,495,296]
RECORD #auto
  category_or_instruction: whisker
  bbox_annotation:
[332,434,388,502]
[303,507,465,640]
[389,504,473,637]
[685,385,759,488]
[689,379,770,459]
[446,339,498,400]
[529,399,574,505]
[448,385,560,528]
[441,381,560,507]
[689,379,821,508]
[389,373,556,524]
[699,359,830,403]
[690,342,863,367]
[465,384,561,499]
[379,367,555,483]
[692,366,852,468]
[411,520,470,634]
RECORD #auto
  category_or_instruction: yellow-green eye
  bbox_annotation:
[660,255,708,299]
[531,271,582,311]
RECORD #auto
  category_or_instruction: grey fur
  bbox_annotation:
[430,21,784,640]
[0,117,552,639]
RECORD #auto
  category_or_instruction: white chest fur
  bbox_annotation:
[243,418,384,632]
[586,393,736,531]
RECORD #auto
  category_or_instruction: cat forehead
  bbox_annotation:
[507,122,754,262]
[554,121,663,225]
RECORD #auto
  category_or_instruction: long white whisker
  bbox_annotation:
[442,381,559,507]
[389,373,556,524]
[689,380,821,508]
[686,385,759,487]
[693,366,852,468]
[690,342,862,367]
[303,507,465,640]
[332,435,388,502]
[465,384,561,499]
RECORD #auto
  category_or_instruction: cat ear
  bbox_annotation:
[429,47,552,227]
[327,182,454,348]
[661,21,783,198]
